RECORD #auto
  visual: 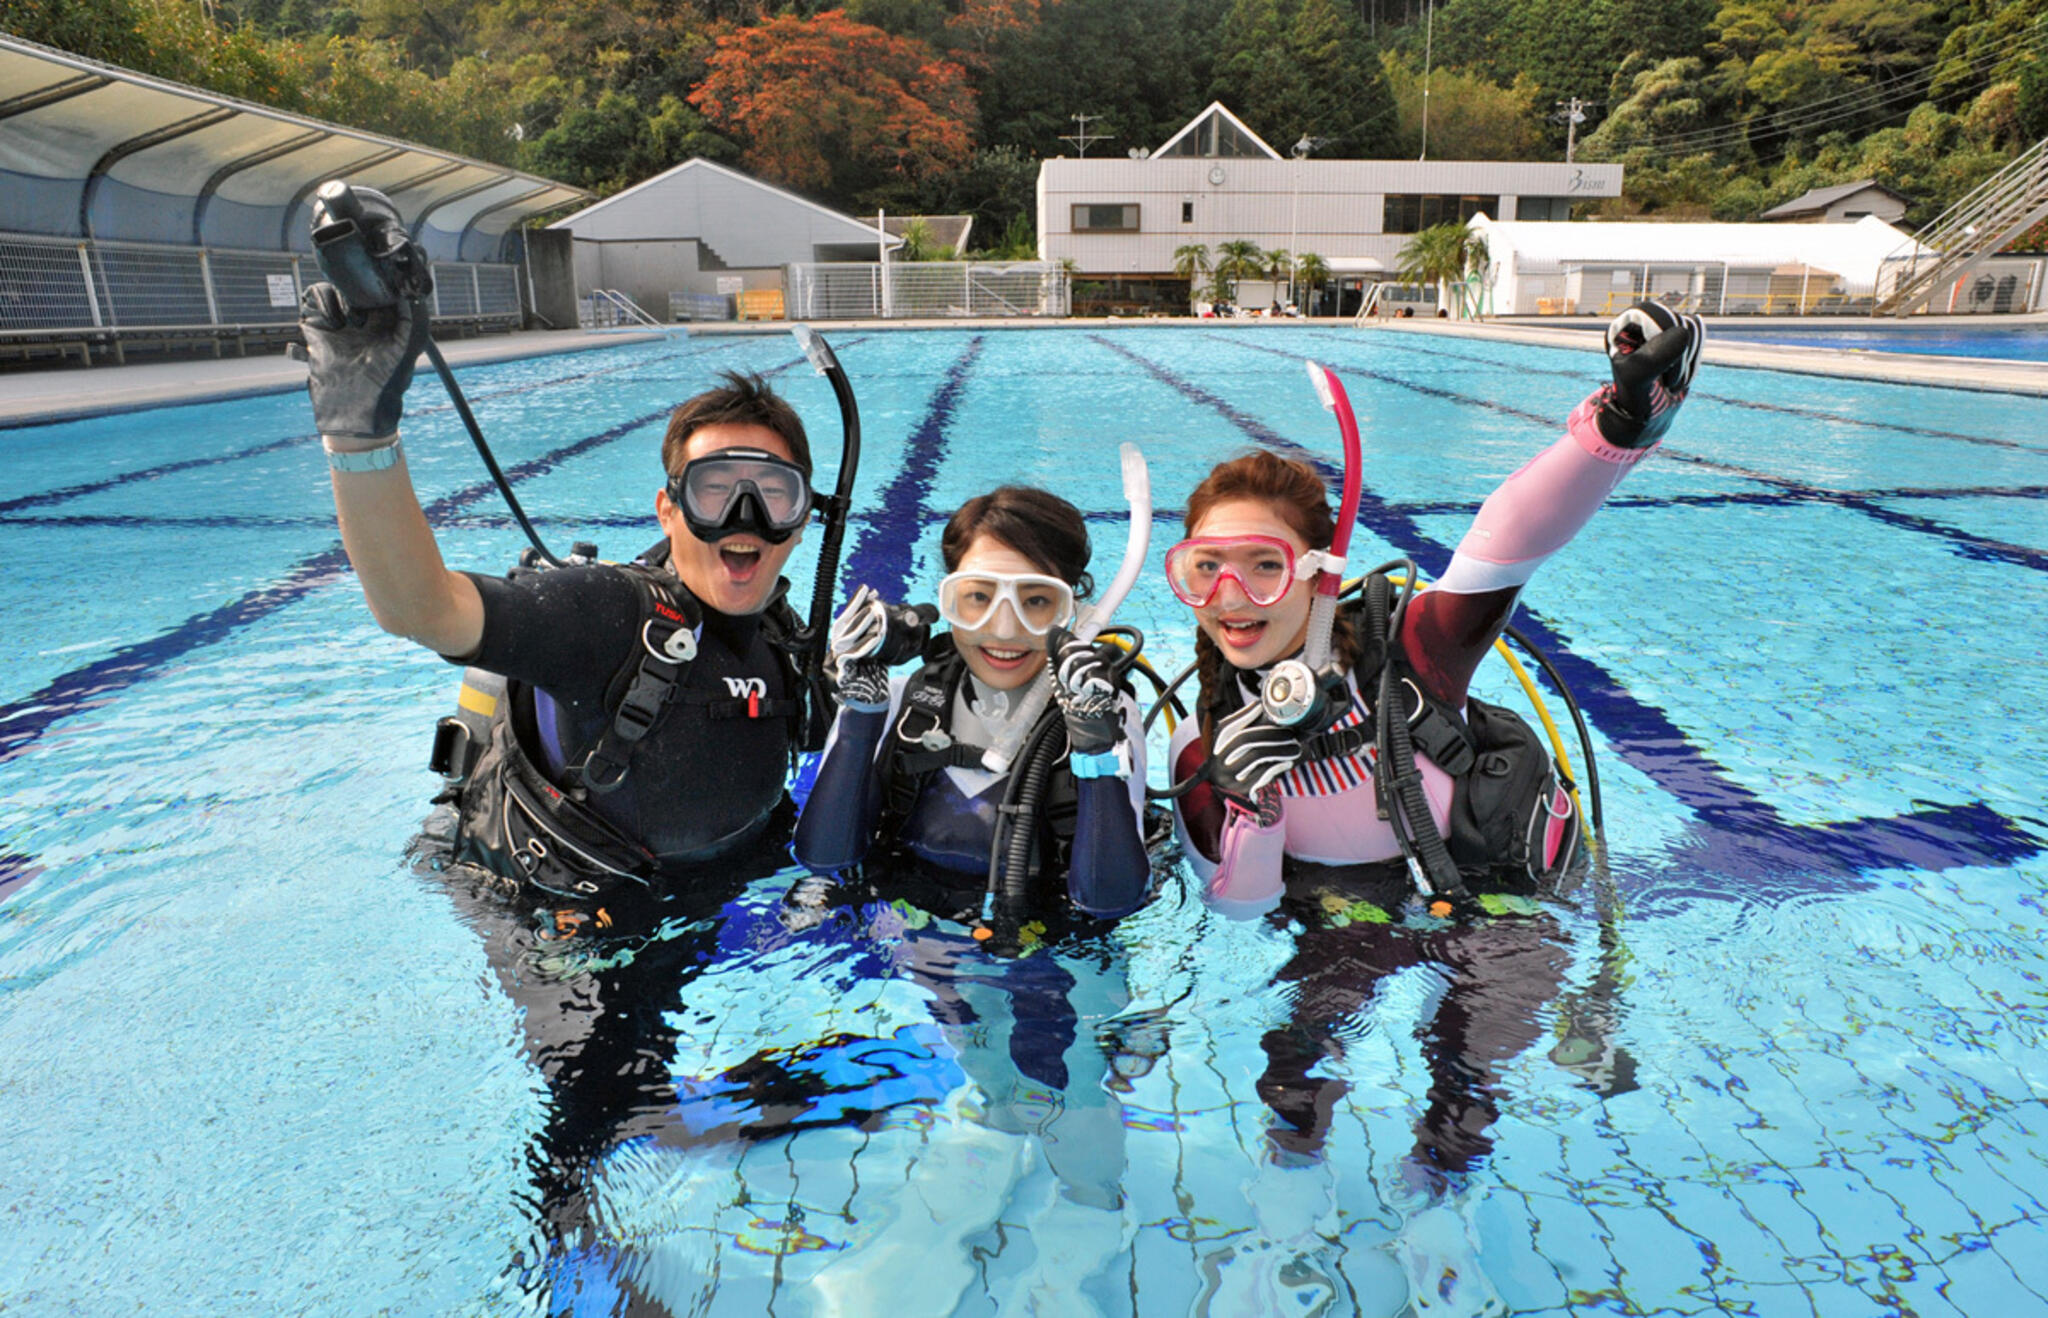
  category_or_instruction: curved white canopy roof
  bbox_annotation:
[0,34,589,260]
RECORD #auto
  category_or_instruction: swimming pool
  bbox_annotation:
[2,325,2044,1316]
[1717,323,2048,363]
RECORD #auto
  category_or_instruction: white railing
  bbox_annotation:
[1504,259,1926,317]
[784,261,1070,320]
[1878,136,2048,316]
[669,291,733,322]
[578,288,664,330]
[0,230,520,335]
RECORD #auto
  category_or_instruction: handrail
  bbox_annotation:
[1877,136,2048,316]
[587,288,664,329]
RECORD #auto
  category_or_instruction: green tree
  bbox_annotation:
[1295,251,1330,313]
[1381,53,1545,159]
[1396,222,1487,318]
[1215,239,1265,285]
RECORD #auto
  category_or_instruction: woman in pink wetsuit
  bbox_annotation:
[1166,302,1704,1168]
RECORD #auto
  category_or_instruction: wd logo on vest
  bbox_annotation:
[724,677,768,700]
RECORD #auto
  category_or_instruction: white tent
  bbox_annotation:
[1472,214,1933,315]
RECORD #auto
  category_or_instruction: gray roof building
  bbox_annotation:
[1759,179,1910,224]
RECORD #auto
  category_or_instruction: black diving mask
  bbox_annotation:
[669,448,813,545]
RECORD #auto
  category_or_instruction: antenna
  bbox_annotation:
[1059,113,1115,159]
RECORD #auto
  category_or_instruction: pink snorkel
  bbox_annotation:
[1260,359,1363,727]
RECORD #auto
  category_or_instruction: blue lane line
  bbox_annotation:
[838,336,985,604]
[0,344,711,515]
[1092,333,2042,884]
[0,342,839,768]
[11,481,2047,534]
[1231,333,2048,575]
[1310,328,2048,454]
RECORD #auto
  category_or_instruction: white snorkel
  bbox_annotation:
[980,441,1152,773]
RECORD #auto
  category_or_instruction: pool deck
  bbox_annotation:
[0,328,666,428]
[1,314,2040,428]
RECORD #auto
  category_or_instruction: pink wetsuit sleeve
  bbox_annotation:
[1402,397,1659,706]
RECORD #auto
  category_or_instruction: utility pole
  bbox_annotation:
[1553,97,1590,163]
[1418,0,1434,161]
[1059,114,1114,159]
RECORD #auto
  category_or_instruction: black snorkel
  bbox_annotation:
[788,324,862,752]
[309,180,568,569]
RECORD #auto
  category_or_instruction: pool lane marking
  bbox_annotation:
[837,336,985,605]
[1092,333,2042,882]
[13,481,2048,533]
[0,343,842,767]
[1304,328,2048,455]
[0,337,747,516]
[1223,333,2048,575]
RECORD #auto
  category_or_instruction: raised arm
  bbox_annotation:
[296,188,483,658]
[1049,633,1150,917]
[793,588,920,873]
[1403,303,1704,706]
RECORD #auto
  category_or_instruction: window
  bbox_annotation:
[1516,196,1574,222]
[1182,200,1194,223]
[1073,203,1140,232]
[1382,194,1500,234]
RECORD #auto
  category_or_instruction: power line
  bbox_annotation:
[1614,18,2044,158]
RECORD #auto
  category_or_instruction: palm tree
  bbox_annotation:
[1294,252,1331,315]
[1214,239,1264,302]
[1396,223,1489,319]
[899,217,938,262]
[1173,243,1211,313]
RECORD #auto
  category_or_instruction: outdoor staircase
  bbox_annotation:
[1875,135,2048,317]
[580,288,665,329]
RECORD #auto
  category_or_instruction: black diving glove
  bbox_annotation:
[1207,700,1304,810]
[1047,626,1122,756]
[827,585,906,711]
[1592,300,1705,449]
[293,184,435,440]
[297,284,431,440]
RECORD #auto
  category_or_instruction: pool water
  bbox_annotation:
[2,326,2045,1316]
[1717,323,2048,362]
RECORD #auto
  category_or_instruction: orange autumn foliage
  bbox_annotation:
[688,9,976,195]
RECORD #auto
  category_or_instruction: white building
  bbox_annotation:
[1760,179,1910,225]
[549,158,896,318]
[1037,103,1622,313]
[1471,214,1936,316]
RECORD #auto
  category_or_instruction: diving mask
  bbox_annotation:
[1164,535,1338,609]
[936,571,1076,638]
[670,448,812,545]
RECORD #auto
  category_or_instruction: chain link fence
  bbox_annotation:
[785,261,1069,320]
[2,231,524,353]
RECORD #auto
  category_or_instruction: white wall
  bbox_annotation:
[1039,157,1622,275]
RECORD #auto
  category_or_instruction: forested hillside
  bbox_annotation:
[5,0,2042,246]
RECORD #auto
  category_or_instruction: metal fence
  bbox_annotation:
[669,291,734,322]
[784,261,1069,320]
[1509,255,2048,316]
[1,231,522,335]
[1878,253,2046,314]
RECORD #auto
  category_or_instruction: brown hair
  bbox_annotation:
[661,370,812,477]
[1183,450,1356,744]
[942,485,1094,593]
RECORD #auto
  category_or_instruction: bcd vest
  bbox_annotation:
[429,550,806,899]
[1207,579,1581,899]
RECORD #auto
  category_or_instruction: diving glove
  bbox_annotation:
[827,585,897,711]
[1208,700,1304,809]
[1592,300,1704,449]
[295,184,436,441]
[1047,626,1122,756]
[298,285,431,440]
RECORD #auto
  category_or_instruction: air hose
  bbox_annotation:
[979,627,1148,948]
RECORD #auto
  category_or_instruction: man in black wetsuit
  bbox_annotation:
[300,248,811,897]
